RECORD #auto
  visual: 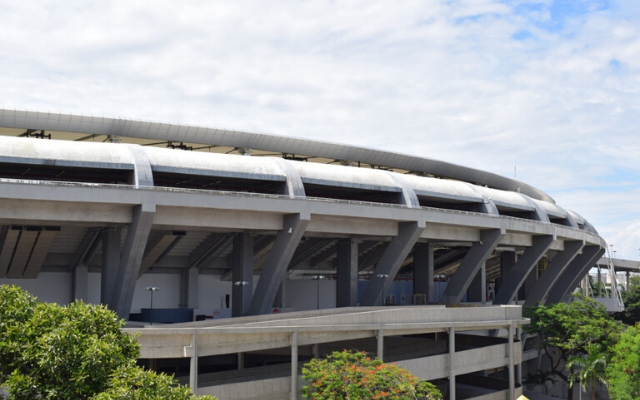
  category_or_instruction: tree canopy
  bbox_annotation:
[0,285,215,400]
[613,276,640,326]
[524,295,622,399]
[301,350,442,400]
[606,324,640,400]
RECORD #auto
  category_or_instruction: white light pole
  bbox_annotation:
[145,287,159,313]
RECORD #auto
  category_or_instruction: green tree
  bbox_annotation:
[613,278,640,326]
[566,342,608,400]
[301,350,441,400]
[0,285,215,400]
[606,324,640,400]
[524,295,622,400]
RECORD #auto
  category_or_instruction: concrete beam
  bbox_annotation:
[545,245,604,304]
[6,228,38,278]
[441,228,505,304]
[492,235,555,305]
[111,204,155,319]
[139,231,185,277]
[360,220,426,306]
[523,240,584,307]
[23,227,59,278]
[67,227,102,272]
[0,226,20,278]
[248,212,310,315]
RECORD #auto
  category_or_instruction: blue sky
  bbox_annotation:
[0,0,638,260]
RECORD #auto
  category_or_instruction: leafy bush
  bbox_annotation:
[301,350,441,400]
[0,285,215,400]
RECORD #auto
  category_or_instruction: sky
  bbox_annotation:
[0,0,638,260]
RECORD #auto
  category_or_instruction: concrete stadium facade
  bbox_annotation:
[0,109,608,399]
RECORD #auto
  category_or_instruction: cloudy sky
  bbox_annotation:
[1,0,638,260]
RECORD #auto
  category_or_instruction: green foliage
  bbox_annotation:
[301,350,441,400]
[613,285,640,326]
[524,295,622,398]
[92,366,210,400]
[0,285,215,400]
[606,325,640,400]
[566,343,608,400]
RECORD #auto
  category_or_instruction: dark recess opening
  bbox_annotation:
[0,162,132,184]
[417,196,483,212]
[497,209,535,220]
[152,171,285,195]
[549,217,571,227]
[304,183,399,204]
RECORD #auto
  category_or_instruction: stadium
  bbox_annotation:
[0,109,609,399]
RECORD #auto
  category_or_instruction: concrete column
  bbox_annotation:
[360,220,426,306]
[313,343,320,359]
[493,235,554,305]
[442,228,505,304]
[232,232,254,317]
[413,243,434,303]
[517,327,523,385]
[467,262,486,303]
[73,265,89,302]
[337,238,358,307]
[496,251,516,292]
[187,267,199,308]
[101,228,120,306]
[238,352,244,370]
[274,281,286,308]
[449,326,456,400]
[189,332,198,394]
[291,331,298,400]
[509,322,515,400]
[377,329,384,361]
[597,268,602,297]
[249,212,310,316]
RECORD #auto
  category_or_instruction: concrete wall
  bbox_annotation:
[0,272,71,304]
[284,279,336,311]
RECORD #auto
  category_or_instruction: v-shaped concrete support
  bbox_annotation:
[111,203,155,319]
[441,228,505,304]
[248,211,310,315]
[523,240,584,307]
[360,220,425,306]
[545,245,603,304]
[492,234,555,305]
